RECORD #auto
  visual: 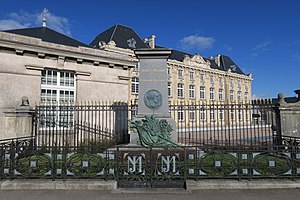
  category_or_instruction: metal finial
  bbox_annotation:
[42,8,48,27]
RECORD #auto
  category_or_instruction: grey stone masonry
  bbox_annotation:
[276,92,300,138]
[135,48,172,118]
[130,48,177,144]
[3,96,35,139]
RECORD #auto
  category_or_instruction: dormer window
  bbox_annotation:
[127,38,136,48]
[230,65,237,71]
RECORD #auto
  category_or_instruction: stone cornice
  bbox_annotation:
[25,65,91,76]
[168,59,210,69]
[0,32,137,68]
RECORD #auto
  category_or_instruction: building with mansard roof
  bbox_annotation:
[91,24,252,106]
[0,23,252,140]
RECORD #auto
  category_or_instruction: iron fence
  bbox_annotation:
[1,144,300,181]
[170,101,276,146]
[34,102,136,146]
[34,101,276,147]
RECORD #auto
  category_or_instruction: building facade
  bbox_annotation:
[0,27,137,140]
[0,24,252,141]
[90,25,252,105]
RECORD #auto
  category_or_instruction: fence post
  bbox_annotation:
[273,94,283,145]
[0,145,3,180]
[183,147,187,182]
[9,141,16,179]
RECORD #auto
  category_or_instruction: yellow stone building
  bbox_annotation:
[91,25,252,105]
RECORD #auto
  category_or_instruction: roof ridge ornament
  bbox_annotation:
[42,8,48,27]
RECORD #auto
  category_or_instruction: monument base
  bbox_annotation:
[129,116,177,146]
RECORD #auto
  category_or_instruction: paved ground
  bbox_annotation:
[1,189,300,200]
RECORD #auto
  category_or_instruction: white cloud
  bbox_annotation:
[223,44,233,52]
[253,40,272,51]
[0,9,71,36]
[293,53,300,60]
[0,19,29,30]
[180,34,215,50]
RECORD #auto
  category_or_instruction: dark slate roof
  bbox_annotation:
[90,24,246,75]
[155,46,192,62]
[90,24,149,49]
[3,27,90,48]
[218,55,245,75]
[206,58,223,71]
[169,49,192,62]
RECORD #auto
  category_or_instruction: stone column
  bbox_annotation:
[130,48,177,144]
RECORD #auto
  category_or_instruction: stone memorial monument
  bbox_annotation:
[130,48,179,147]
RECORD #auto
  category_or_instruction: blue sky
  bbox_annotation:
[1,0,299,99]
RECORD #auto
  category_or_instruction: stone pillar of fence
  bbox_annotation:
[2,96,35,139]
[275,90,300,140]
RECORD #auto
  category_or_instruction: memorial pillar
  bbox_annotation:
[130,48,177,145]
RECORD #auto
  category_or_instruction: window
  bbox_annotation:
[245,106,249,121]
[238,106,242,121]
[210,109,215,121]
[200,86,205,99]
[178,69,183,79]
[133,63,139,71]
[131,77,139,94]
[219,77,223,85]
[167,67,171,76]
[178,83,184,98]
[219,109,224,121]
[218,89,223,101]
[237,91,241,102]
[230,90,234,102]
[244,92,248,103]
[210,87,215,100]
[178,106,184,121]
[200,107,206,120]
[230,106,235,120]
[210,75,214,84]
[189,106,195,120]
[200,74,205,82]
[40,69,75,128]
[245,83,249,91]
[189,85,195,99]
[238,80,241,88]
[190,71,194,80]
[168,82,171,97]
[230,79,234,87]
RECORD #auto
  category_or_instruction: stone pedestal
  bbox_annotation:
[130,48,177,145]
[276,93,300,138]
[2,96,35,140]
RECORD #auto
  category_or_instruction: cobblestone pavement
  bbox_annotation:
[1,189,300,200]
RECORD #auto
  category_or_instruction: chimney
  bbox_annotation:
[294,89,300,99]
[215,54,221,67]
[149,35,156,49]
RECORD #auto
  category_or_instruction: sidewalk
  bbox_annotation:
[1,179,300,190]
